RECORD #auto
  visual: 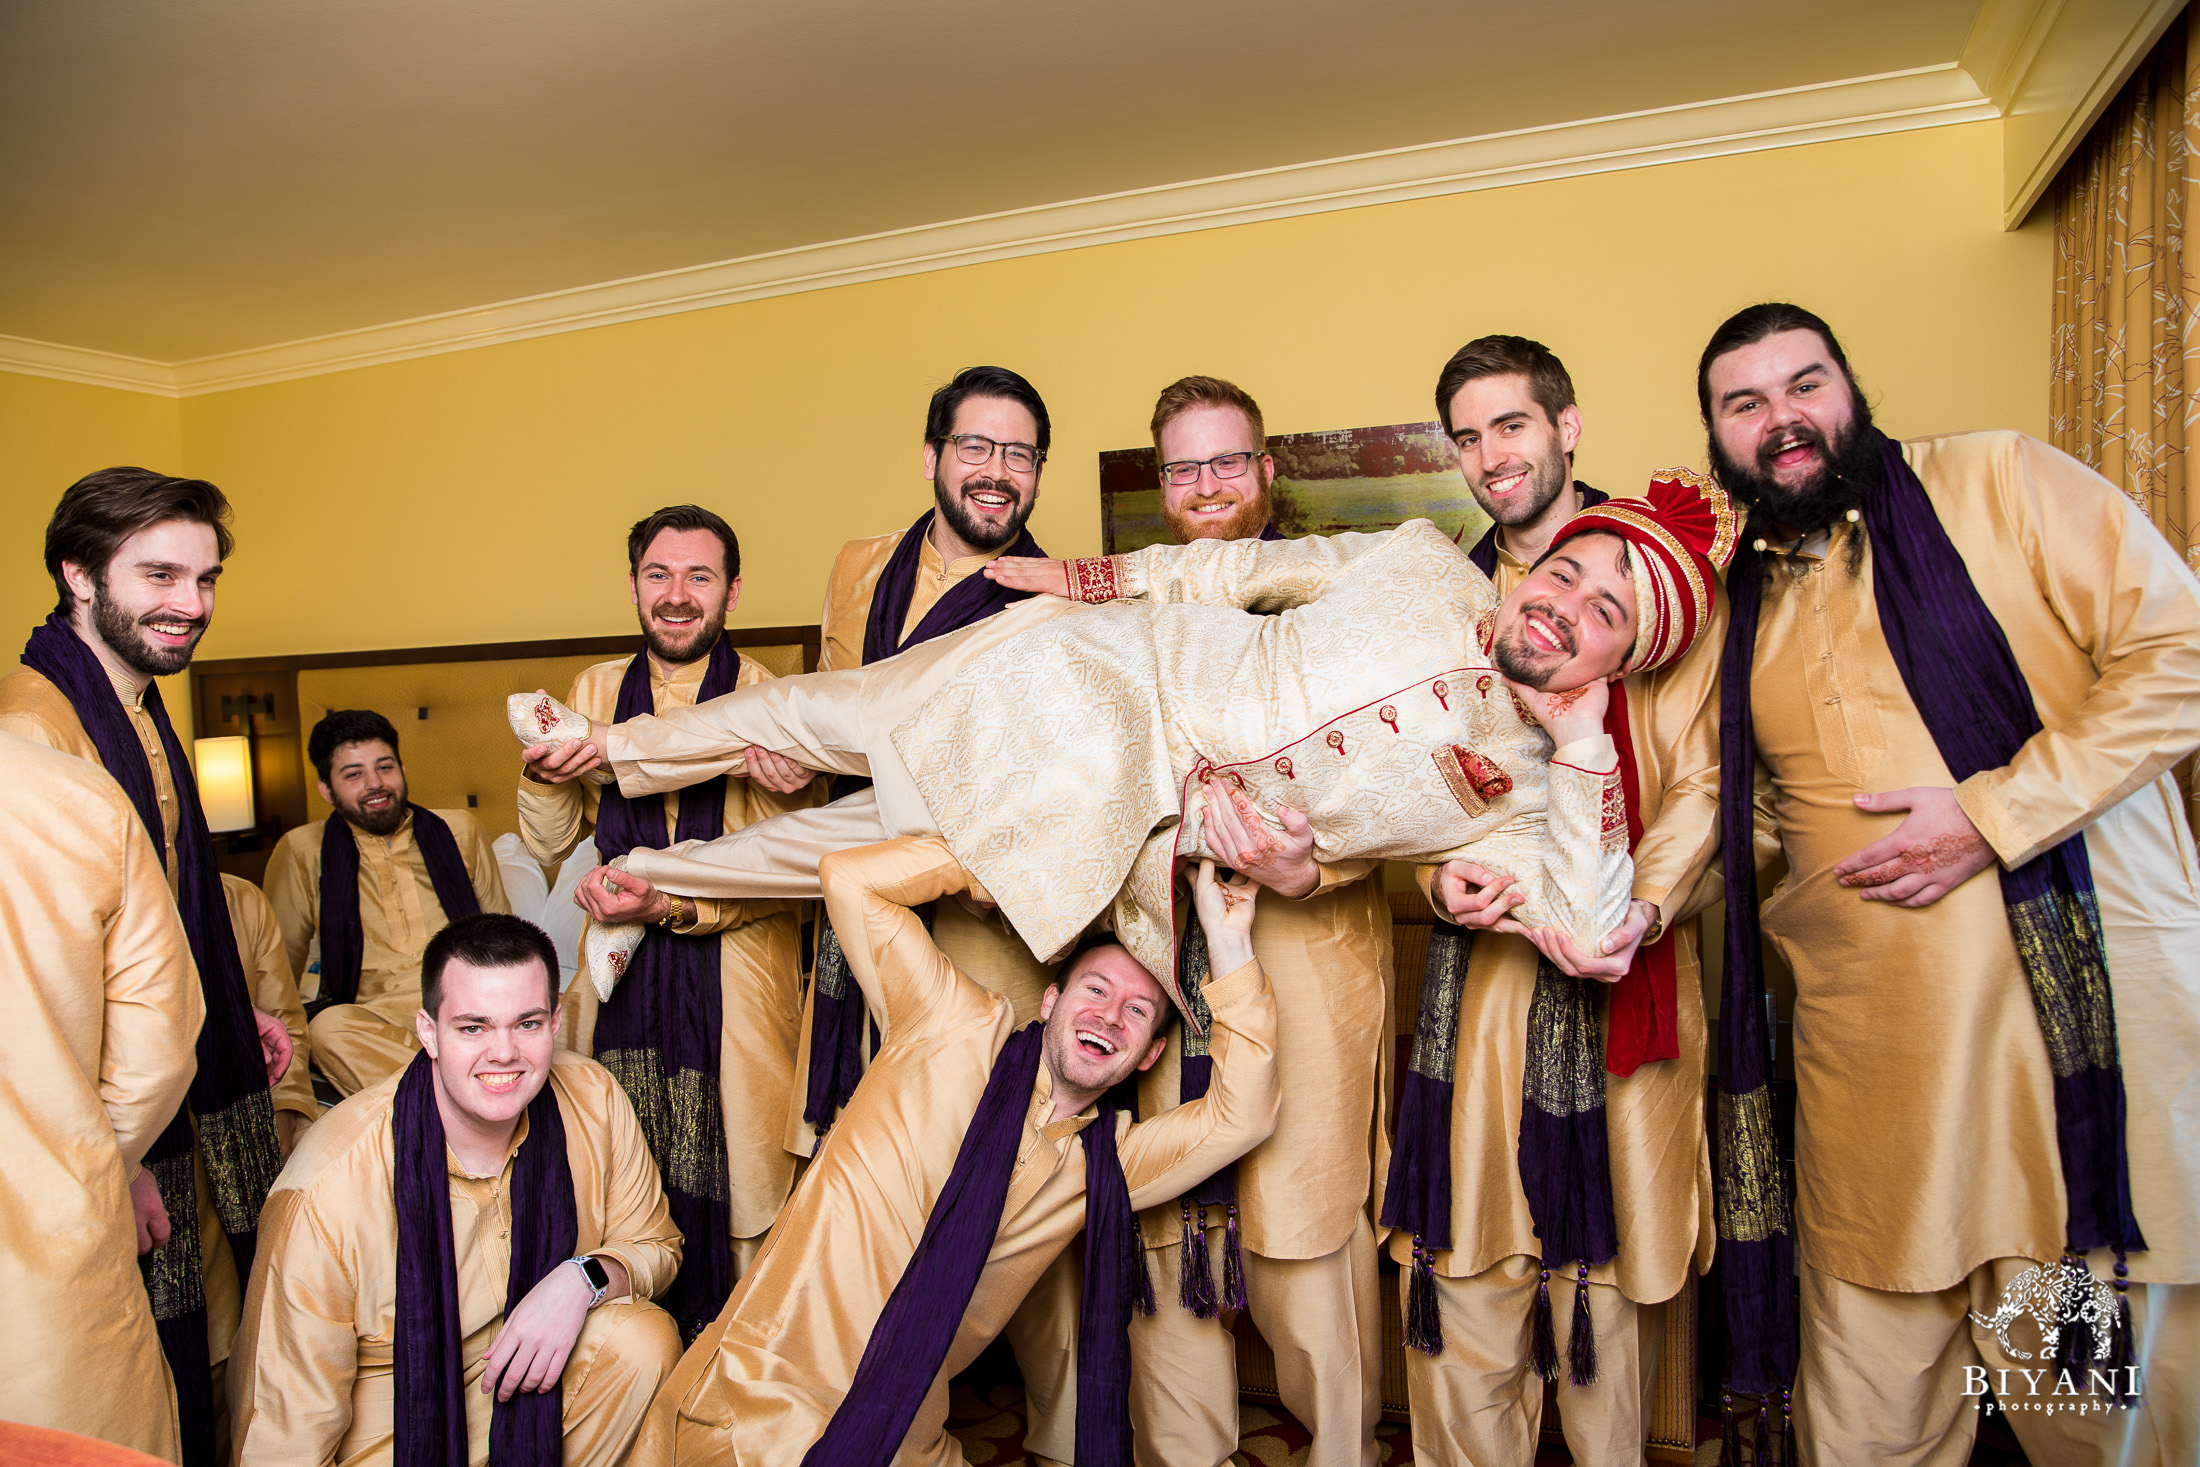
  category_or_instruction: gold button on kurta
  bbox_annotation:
[1750,431,2200,1292]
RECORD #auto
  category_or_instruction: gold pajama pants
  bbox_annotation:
[308,1001,421,1097]
[1004,1245,1083,1467]
[1399,1254,1656,1467]
[1127,1213,1381,1467]
[1796,1258,2198,1467]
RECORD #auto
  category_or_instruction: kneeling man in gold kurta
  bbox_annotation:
[265,708,510,1096]
[1700,303,2200,1465]
[230,913,684,1467]
[645,839,1281,1466]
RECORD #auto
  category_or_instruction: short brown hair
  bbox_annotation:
[45,467,235,615]
[626,504,740,581]
[1149,375,1266,456]
[1433,336,1576,435]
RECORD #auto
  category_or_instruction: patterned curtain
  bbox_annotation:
[2051,8,2200,834]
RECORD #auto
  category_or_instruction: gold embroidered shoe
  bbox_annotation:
[583,915,645,1002]
[507,691,613,784]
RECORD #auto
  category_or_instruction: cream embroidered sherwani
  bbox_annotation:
[1379,550,1724,1467]
[222,873,317,1136]
[263,808,509,1096]
[644,836,1282,1467]
[603,521,1632,1011]
[0,660,254,1392]
[1746,433,2200,1466]
[228,1052,684,1467]
[0,731,203,1462]
[517,650,810,1259]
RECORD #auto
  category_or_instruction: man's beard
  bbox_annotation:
[933,471,1033,553]
[1490,600,1573,691]
[92,578,205,677]
[1474,442,1571,529]
[1163,478,1272,543]
[335,780,408,837]
[1710,400,1884,540]
[638,600,725,665]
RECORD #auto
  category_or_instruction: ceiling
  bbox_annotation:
[0,0,1985,363]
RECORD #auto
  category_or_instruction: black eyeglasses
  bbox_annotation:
[942,434,1044,474]
[1158,451,1259,487]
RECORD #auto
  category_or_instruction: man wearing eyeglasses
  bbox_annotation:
[729,363,1082,1465]
[1123,376,1384,1467]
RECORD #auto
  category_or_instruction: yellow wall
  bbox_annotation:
[16,120,2049,661]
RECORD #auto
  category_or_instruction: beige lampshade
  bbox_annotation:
[194,736,256,833]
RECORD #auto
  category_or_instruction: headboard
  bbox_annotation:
[191,628,818,882]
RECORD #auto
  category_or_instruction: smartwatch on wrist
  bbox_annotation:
[566,1254,610,1307]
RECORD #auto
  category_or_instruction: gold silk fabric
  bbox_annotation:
[893,521,1633,1013]
[264,807,510,1024]
[651,837,1280,1467]
[221,874,316,1124]
[1750,432,2200,1292]
[2051,11,2200,832]
[518,650,810,1239]
[228,1053,682,1466]
[0,732,203,1462]
[0,662,184,881]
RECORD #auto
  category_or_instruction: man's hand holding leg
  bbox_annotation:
[482,1255,630,1402]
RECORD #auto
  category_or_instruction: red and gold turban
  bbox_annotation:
[1548,466,1738,674]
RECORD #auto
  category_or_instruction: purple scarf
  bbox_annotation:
[1388,481,1617,1373]
[392,1051,575,1467]
[313,804,481,1011]
[805,510,1046,1131]
[590,635,742,1341]
[803,1024,1146,1466]
[21,613,281,1467]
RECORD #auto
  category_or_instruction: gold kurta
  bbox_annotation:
[1751,431,2200,1291]
[222,873,316,1126]
[0,731,204,1462]
[0,657,253,1371]
[653,837,1281,1467]
[1375,554,1724,1304]
[264,806,511,1022]
[517,649,810,1240]
[229,1052,684,1466]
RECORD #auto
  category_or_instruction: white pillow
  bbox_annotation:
[492,833,550,923]
[540,836,599,992]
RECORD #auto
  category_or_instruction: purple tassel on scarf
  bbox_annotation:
[1221,1203,1247,1312]
[1403,1241,1443,1355]
[1179,1202,1218,1319]
[1530,1266,1559,1381]
[1567,1260,1599,1387]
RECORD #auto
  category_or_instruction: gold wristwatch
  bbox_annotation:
[655,895,689,930]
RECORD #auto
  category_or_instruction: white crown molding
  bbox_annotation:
[0,64,1994,400]
[0,333,180,395]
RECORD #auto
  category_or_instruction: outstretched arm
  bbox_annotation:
[817,836,996,1042]
[1118,862,1280,1206]
[986,526,1401,612]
